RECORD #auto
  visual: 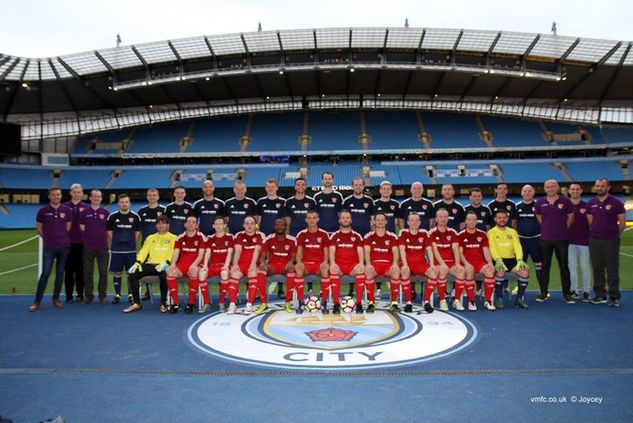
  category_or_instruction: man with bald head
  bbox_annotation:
[515,184,543,292]
[535,179,575,304]
[398,181,434,231]
[587,178,626,307]
[193,180,225,236]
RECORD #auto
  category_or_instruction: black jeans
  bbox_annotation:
[588,238,621,300]
[64,243,84,299]
[539,239,571,295]
[83,249,109,298]
[128,264,167,305]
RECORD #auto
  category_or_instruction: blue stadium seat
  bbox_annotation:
[0,204,42,229]
[308,112,361,150]
[110,168,175,189]
[564,160,625,182]
[364,112,422,150]
[501,162,564,183]
[482,116,545,147]
[57,169,113,190]
[0,168,52,189]
[250,113,304,152]
[188,116,248,152]
[601,126,633,144]
[125,122,189,153]
[422,113,480,148]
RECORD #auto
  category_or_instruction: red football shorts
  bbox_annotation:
[407,260,430,276]
[370,261,392,277]
[302,262,321,275]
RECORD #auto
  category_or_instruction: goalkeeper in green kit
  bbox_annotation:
[124,215,177,313]
[487,209,531,309]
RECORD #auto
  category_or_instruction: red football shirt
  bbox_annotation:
[234,231,264,265]
[296,228,329,263]
[330,230,363,265]
[264,235,296,266]
[398,229,431,264]
[458,229,489,264]
[364,231,398,263]
[429,227,459,263]
[175,232,206,261]
[206,233,234,265]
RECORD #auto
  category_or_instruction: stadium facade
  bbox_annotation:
[0,27,632,227]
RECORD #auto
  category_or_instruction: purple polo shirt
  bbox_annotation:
[534,195,574,241]
[36,203,72,249]
[63,200,89,244]
[79,206,110,251]
[568,200,590,246]
[587,195,626,240]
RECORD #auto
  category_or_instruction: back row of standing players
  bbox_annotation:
[130,174,513,240]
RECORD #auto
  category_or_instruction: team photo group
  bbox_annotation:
[30,171,625,316]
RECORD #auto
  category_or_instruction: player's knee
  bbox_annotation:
[220,270,229,280]
[496,272,506,278]
[483,265,495,277]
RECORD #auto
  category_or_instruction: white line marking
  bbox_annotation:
[0,235,38,252]
[620,252,633,258]
[0,263,37,276]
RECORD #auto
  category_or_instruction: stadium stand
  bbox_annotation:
[0,203,42,229]
[124,122,190,153]
[109,168,176,189]
[0,167,53,189]
[307,112,361,150]
[187,116,249,153]
[364,112,422,149]
[500,162,566,183]
[602,126,633,144]
[421,113,481,148]
[250,112,304,152]
[481,116,546,148]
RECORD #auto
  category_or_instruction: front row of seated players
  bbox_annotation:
[122,208,532,314]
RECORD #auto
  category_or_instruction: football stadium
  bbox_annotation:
[1,19,633,422]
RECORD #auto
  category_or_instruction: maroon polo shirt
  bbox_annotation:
[568,200,590,246]
[534,195,574,241]
[36,203,72,249]
[63,200,89,244]
[79,206,110,251]
[587,195,626,240]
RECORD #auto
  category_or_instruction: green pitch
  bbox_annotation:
[1,229,632,296]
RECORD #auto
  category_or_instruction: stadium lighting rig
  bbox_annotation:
[111,63,564,91]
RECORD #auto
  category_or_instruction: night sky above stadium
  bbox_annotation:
[1,0,630,57]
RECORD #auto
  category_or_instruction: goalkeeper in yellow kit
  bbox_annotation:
[487,209,530,310]
[124,215,177,313]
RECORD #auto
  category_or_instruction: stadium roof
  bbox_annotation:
[1,27,632,139]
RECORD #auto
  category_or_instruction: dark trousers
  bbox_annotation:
[539,239,571,295]
[35,247,70,302]
[83,249,109,298]
[128,264,167,305]
[588,238,621,300]
[64,243,84,299]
